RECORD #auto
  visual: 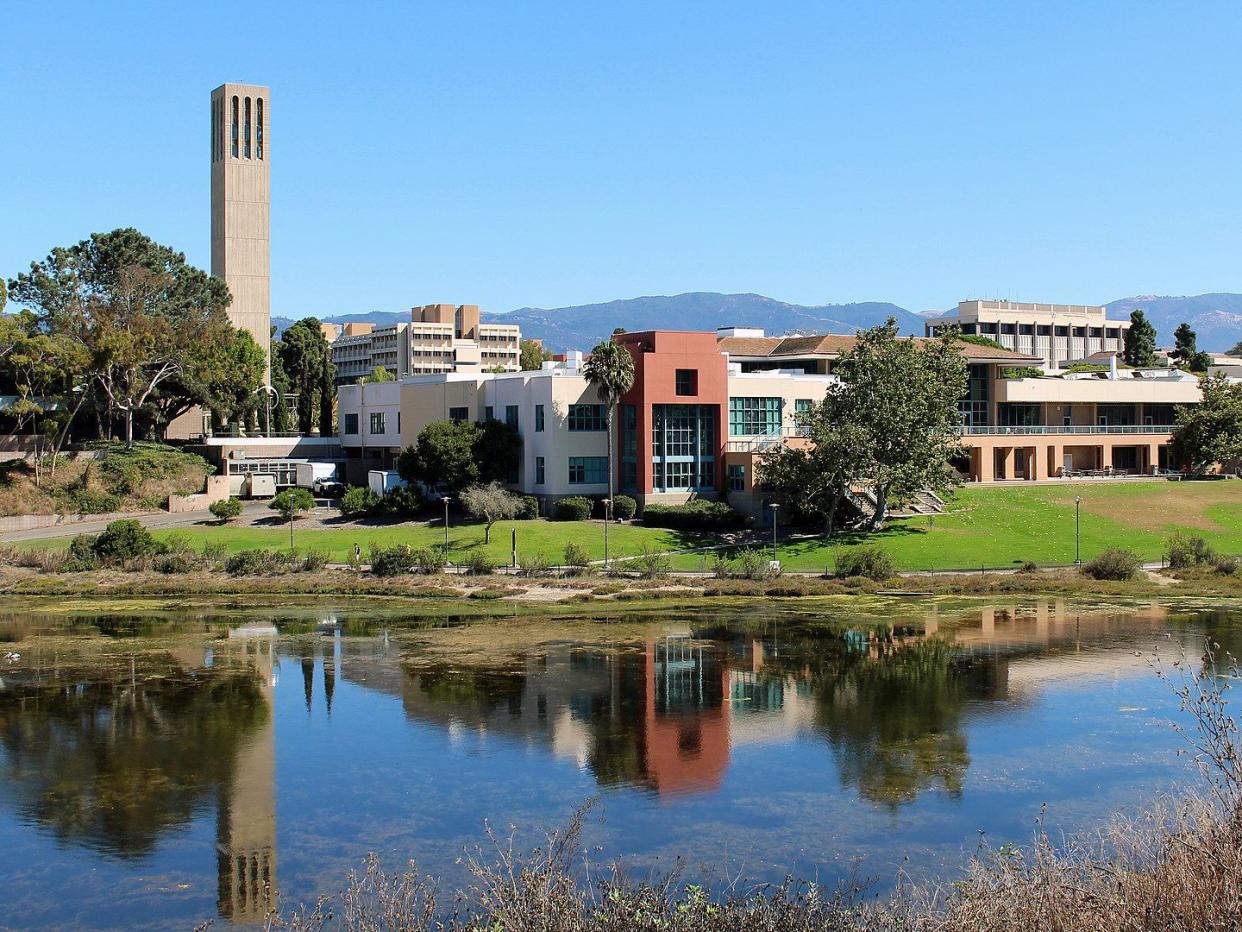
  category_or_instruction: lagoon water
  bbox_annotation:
[0,597,1237,929]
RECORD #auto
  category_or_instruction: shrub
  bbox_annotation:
[712,553,732,578]
[563,542,591,568]
[414,547,447,575]
[374,485,423,518]
[836,545,895,581]
[611,494,637,520]
[154,552,197,574]
[464,550,495,575]
[521,551,551,576]
[92,519,158,563]
[641,500,746,532]
[269,488,315,522]
[66,534,100,571]
[62,488,122,514]
[736,548,771,580]
[634,544,671,579]
[1166,532,1215,569]
[1019,560,1039,573]
[554,496,593,521]
[1213,556,1239,576]
[369,545,417,577]
[209,497,243,522]
[1082,547,1142,581]
[201,542,227,570]
[517,495,540,519]
[339,486,379,516]
[300,549,329,572]
[225,549,292,576]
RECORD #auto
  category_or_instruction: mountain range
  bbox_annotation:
[276,292,1242,353]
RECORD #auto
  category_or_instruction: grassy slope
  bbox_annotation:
[692,480,1242,572]
[20,518,709,565]
[14,480,1241,573]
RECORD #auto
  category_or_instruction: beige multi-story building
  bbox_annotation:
[211,82,271,374]
[924,300,1131,368]
[329,304,520,384]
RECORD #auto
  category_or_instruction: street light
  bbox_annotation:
[253,384,278,437]
[442,495,452,551]
[768,502,780,566]
[1074,496,1082,565]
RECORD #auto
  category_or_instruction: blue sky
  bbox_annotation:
[4,1,1240,319]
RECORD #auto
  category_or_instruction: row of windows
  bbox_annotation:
[965,322,1123,339]
[213,95,265,161]
[342,412,399,435]
[729,397,782,436]
[568,403,607,431]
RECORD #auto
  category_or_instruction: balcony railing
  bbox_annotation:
[725,427,810,452]
[961,424,1175,436]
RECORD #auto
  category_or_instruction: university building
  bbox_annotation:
[338,324,1207,516]
[329,304,520,384]
[924,300,1131,368]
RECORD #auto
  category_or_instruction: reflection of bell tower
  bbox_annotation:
[217,632,278,923]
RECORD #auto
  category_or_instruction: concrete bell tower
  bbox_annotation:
[211,83,271,377]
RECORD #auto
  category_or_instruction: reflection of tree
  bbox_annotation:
[0,656,267,859]
[813,639,991,809]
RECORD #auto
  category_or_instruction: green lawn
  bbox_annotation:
[672,480,1242,573]
[22,518,710,566]
[14,480,1242,573]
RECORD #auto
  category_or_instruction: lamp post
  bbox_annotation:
[442,495,452,551]
[1074,496,1082,565]
[253,384,278,437]
[768,502,780,565]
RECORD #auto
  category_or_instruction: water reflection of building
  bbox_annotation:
[214,627,279,924]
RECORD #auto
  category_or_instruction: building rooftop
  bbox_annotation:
[717,333,1039,363]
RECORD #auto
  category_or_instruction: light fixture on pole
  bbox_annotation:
[602,497,612,568]
[253,384,278,437]
[1074,496,1082,565]
[442,495,452,551]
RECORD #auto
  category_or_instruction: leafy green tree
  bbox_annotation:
[398,419,522,493]
[1229,339,1242,357]
[268,332,292,433]
[474,419,522,484]
[583,340,636,526]
[275,318,333,435]
[8,228,233,445]
[400,420,482,492]
[1171,322,1212,372]
[519,339,552,371]
[834,319,967,529]
[459,481,524,544]
[318,349,335,436]
[147,327,265,434]
[208,497,242,522]
[358,365,394,383]
[1171,372,1242,473]
[1123,309,1157,367]
[760,394,871,537]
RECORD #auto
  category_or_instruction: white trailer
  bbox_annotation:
[295,462,338,489]
[367,470,406,496]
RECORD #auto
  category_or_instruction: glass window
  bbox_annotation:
[1106,328,1120,339]
[1089,327,1103,338]
[448,407,468,423]
[369,412,385,434]
[675,369,697,396]
[484,406,494,421]
[729,397,782,436]
[535,404,544,432]
[230,96,239,157]
[535,456,545,485]
[1018,324,1034,335]
[728,464,745,491]
[568,456,608,484]
[567,403,606,431]
[1037,324,1051,336]
[1000,323,1016,335]
[997,403,1041,427]
[505,405,519,429]
[344,413,359,435]
[256,97,264,159]
[1072,327,1086,337]
[244,97,251,158]
[1055,326,1069,337]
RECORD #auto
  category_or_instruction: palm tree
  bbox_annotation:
[583,340,636,565]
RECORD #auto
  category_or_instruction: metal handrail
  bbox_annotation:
[960,424,1175,436]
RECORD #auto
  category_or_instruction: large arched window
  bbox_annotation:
[256,97,264,160]
[244,97,251,158]
[231,96,239,158]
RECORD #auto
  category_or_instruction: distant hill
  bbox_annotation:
[1105,294,1242,351]
[487,293,923,351]
[277,291,1242,353]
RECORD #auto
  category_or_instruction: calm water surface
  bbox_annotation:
[0,597,1238,929]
